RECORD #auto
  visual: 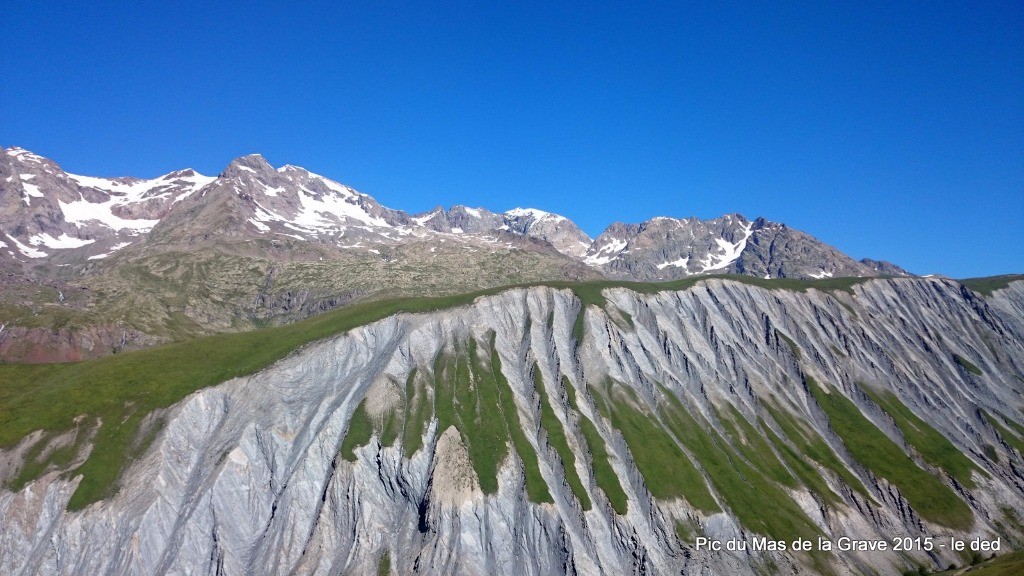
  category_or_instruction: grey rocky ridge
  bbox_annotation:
[0,147,906,362]
[581,214,896,281]
[1,276,1023,575]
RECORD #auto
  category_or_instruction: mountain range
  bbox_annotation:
[0,147,906,361]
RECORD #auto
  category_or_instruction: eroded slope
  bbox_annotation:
[1,278,1023,575]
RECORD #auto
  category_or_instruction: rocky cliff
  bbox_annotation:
[2,278,1023,575]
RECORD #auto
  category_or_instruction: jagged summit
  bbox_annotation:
[0,146,907,279]
[222,153,274,175]
[0,147,911,362]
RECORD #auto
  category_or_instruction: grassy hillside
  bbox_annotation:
[1,290,504,508]
[0,274,1010,520]
[808,379,973,529]
[959,274,1024,297]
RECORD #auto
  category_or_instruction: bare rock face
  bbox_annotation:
[0,323,157,362]
[2,147,906,279]
[412,205,593,259]
[585,214,909,281]
[432,426,484,506]
[0,147,213,264]
[1,278,1022,575]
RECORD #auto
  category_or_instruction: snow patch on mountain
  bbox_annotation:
[3,232,48,258]
[505,207,566,223]
[699,222,753,272]
[656,256,689,270]
[68,170,215,200]
[59,196,161,233]
[28,233,96,250]
[48,169,217,235]
[247,184,391,236]
[20,183,44,205]
[71,175,152,197]
[411,208,444,226]
[248,219,271,232]
[5,147,47,163]
[585,238,627,266]
[316,176,361,197]
[87,241,134,260]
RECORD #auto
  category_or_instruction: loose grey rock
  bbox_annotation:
[1,277,1022,575]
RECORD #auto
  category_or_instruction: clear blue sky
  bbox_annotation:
[2,1,1021,277]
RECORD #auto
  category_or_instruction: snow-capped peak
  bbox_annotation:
[67,168,215,201]
[5,147,50,165]
[504,207,566,223]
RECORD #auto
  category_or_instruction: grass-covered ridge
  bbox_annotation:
[808,378,973,529]
[958,274,1024,297]
[763,401,870,500]
[603,384,719,512]
[941,549,1024,576]
[432,342,513,496]
[656,391,822,543]
[0,274,979,510]
[983,411,1024,456]
[564,378,629,514]
[862,388,982,488]
[1,291,514,509]
[341,337,554,503]
[954,354,984,376]
[534,366,591,509]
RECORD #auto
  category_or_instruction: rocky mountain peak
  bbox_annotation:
[860,258,910,276]
[165,168,199,179]
[5,147,64,179]
[222,153,274,177]
[0,147,911,280]
[502,207,592,258]
[582,212,900,281]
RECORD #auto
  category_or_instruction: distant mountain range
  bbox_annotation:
[0,146,907,361]
[1,146,907,278]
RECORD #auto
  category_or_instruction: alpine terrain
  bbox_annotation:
[0,147,906,362]
[1,147,1022,575]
